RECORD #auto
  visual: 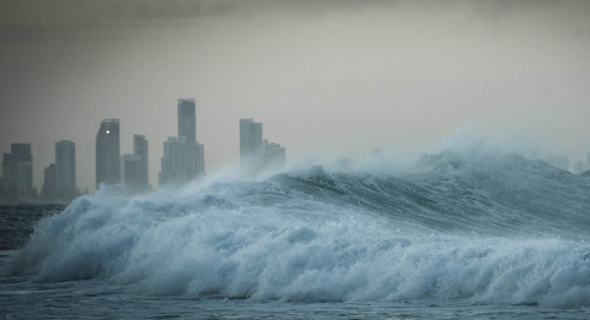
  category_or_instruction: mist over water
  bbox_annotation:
[3,147,590,310]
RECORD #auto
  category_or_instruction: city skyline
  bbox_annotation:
[4,106,590,200]
[1,1,590,193]
[4,106,590,195]
[2,98,294,194]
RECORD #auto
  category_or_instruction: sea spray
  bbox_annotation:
[4,150,590,307]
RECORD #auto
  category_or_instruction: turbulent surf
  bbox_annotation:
[3,150,590,308]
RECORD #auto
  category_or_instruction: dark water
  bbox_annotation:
[2,151,590,319]
[0,204,65,251]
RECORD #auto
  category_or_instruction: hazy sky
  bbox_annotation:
[1,0,590,191]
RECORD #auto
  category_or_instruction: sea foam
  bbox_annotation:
[4,151,590,307]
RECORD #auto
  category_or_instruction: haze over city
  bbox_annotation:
[1,0,590,192]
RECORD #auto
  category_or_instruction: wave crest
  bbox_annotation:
[4,150,590,307]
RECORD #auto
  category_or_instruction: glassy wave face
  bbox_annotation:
[4,151,590,307]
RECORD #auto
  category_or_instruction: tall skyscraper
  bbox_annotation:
[122,154,142,192]
[178,99,196,144]
[55,140,76,197]
[194,142,205,178]
[158,137,188,186]
[240,119,263,173]
[239,119,285,176]
[159,99,205,187]
[2,144,33,197]
[96,119,120,188]
[263,140,286,170]
[133,135,149,189]
[42,163,56,197]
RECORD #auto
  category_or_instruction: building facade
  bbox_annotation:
[96,119,120,188]
[262,140,286,170]
[42,163,56,197]
[239,119,263,175]
[178,99,196,144]
[239,119,285,177]
[159,137,184,186]
[122,154,142,192]
[194,142,205,178]
[2,144,33,198]
[55,140,76,197]
[159,99,205,187]
[133,134,149,190]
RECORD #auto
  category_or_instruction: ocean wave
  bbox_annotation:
[3,150,590,307]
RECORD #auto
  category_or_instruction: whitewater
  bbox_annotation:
[2,150,590,319]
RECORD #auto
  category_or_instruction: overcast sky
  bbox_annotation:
[1,0,589,191]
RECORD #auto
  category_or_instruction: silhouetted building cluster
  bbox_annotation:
[1,98,293,203]
[159,99,205,186]
[95,120,152,193]
[1,144,34,200]
[55,140,76,200]
[41,140,79,203]
[240,118,285,177]
[119,135,150,193]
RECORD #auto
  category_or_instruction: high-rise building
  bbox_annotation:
[159,137,184,186]
[55,140,76,197]
[159,137,205,187]
[159,99,205,187]
[96,119,120,188]
[239,119,285,176]
[122,154,142,192]
[263,140,286,170]
[133,135,149,189]
[178,99,196,144]
[240,119,263,174]
[194,142,205,178]
[42,163,56,197]
[2,144,33,197]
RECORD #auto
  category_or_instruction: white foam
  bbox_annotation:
[4,176,590,308]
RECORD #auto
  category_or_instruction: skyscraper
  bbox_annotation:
[263,140,286,170]
[122,154,142,192]
[42,163,56,197]
[239,119,285,176]
[133,134,149,189]
[178,99,196,144]
[159,99,205,187]
[96,119,120,188]
[2,144,33,197]
[159,137,185,186]
[55,140,76,197]
[194,142,205,178]
[240,119,263,173]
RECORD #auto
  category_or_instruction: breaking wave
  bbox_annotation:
[4,150,590,307]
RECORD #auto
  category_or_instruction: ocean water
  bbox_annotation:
[2,150,590,319]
